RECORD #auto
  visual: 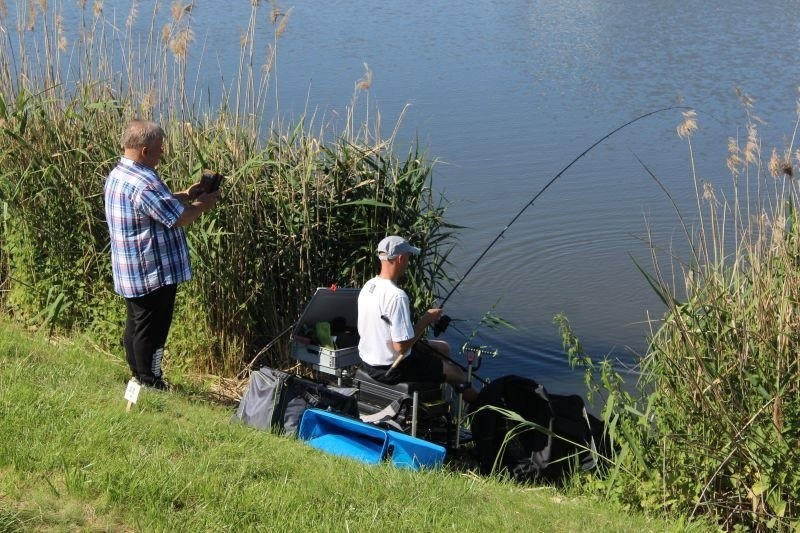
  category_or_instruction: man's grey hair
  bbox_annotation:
[122,120,165,150]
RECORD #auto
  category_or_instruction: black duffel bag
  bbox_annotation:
[469,374,606,483]
[233,367,358,435]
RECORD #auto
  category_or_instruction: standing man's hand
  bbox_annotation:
[175,189,219,227]
[176,180,214,204]
[186,181,206,201]
[194,189,220,210]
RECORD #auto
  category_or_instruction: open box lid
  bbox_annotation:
[293,287,359,337]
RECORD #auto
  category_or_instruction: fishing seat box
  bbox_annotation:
[354,367,442,414]
[291,287,361,376]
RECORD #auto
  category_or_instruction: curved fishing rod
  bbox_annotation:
[436,105,695,318]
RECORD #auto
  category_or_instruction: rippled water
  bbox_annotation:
[6,0,799,397]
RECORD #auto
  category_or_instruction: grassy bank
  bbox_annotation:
[0,319,676,531]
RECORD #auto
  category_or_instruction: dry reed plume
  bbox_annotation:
[169,27,193,59]
[275,6,291,38]
[171,0,192,22]
[356,62,373,91]
[126,1,138,31]
[676,109,697,138]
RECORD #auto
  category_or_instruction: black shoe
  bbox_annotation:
[148,378,170,391]
[139,376,170,392]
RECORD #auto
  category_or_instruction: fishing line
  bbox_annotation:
[437,105,695,315]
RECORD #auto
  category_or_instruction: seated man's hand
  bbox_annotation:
[424,308,444,326]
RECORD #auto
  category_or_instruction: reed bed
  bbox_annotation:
[558,102,800,530]
[0,0,454,374]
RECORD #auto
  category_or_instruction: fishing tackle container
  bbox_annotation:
[291,287,362,382]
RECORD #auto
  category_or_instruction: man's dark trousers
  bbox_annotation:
[123,284,177,383]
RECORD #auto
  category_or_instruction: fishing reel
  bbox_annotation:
[432,314,451,336]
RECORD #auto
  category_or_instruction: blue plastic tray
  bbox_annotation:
[298,409,388,464]
[298,409,446,470]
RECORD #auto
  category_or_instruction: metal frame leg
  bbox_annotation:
[412,391,419,437]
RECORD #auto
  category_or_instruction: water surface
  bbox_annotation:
[7,0,798,398]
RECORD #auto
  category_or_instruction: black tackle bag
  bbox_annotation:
[469,374,606,483]
[233,367,358,435]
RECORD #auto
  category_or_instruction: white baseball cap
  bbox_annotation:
[377,236,420,260]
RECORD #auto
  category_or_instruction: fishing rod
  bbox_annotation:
[433,105,694,336]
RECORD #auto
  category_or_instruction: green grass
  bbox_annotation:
[0,319,676,532]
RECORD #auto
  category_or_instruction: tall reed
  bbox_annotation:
[0,1,454,374]
[559,98,800,530]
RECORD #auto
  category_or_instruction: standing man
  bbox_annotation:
[357,235,478,403]
[104,119,219,390]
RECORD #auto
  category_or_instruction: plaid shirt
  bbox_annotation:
[104,157,191,298]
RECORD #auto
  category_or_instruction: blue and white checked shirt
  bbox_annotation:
[104,157,191,298]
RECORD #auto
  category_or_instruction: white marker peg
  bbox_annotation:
[124,379,141,412]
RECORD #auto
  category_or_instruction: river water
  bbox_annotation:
[6,1,800,398]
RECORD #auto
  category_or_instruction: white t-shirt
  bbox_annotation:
[357,276,415,366]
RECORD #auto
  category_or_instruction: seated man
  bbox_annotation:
[357,235,478,403]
